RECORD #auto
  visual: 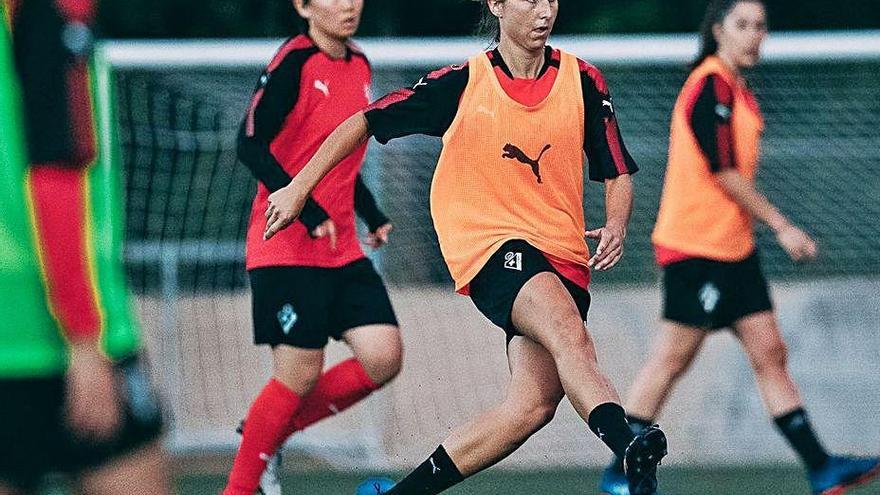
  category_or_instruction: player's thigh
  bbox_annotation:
[511,272,591,355]
[651,320,709,372]
[732,310,788,368]
[272,345,326,394]
[343,324,402,383]
[76,441,170,495]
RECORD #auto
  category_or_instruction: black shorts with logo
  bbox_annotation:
[0,356,164,491]
[662,251,774,330]
[249,258,398,349]
[469,239,591,338]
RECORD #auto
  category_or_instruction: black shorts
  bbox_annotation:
[0,356,164,490]
[662,251,774,330]
[249,258,398,349]
[469,239,591,338]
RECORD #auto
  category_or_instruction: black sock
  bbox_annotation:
[386,445,464,495]
[774,408,830,471]
[609,415,654,473]
[588,402,636,459]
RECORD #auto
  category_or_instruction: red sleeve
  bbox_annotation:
[54,0,94,22]
[685,75,736,172]
[29,166,102,342]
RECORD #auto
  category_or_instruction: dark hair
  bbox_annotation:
[474,0,501,48]
[693,0,765,67]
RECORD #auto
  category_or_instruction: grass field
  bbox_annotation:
[176,467,880,495]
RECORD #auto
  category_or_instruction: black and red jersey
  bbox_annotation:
[364,46,639,183]
[238,34,388,270]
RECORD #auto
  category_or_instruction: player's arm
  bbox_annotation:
[580,62,637,270]
[236,49,332,236]
[15,0,121,440]
[354,173,389,232]
[691,75,817,261]
[264,64,468,239]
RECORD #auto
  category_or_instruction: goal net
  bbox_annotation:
[96,32,880,469]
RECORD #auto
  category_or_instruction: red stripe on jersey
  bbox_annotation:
[606,118,628,175]
[713,77,735,170]
[54,0,94,22]
[267,35,314,72]
[365,88,414,112]
[245,87,264,137]
[578,59,608,94]
[427,64,463,80]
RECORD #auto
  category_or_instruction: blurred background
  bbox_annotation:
[87,0,880,494]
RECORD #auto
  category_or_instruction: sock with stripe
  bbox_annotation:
[386,445,464,494]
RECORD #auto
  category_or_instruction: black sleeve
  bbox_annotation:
[580,65,639,182]
[13,0,93,167]
[236,45,329,233]
[363,64,469,144]
[689,75,736,172]
[353,173,389,232]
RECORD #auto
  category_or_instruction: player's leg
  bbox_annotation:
[75,441,170,495]
[385,335,563,494]
[224,267,330,495]
[601,321,706,493]
[287,258,402,433]
[734,311,880,493]
[287,324,401,433]
[512,272,666,495]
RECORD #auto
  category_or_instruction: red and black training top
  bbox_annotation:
[238,34,388,270]
[364,46,639,183]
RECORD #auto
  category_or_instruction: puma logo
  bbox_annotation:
[502,143,551,184]
[314,79,330,97]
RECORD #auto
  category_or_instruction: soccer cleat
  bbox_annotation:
[256,451,283,495]
[808,455,880,495]
[599,466,632,495]
[355,477,396,495]
[623,425,667,495]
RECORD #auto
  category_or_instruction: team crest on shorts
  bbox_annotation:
[699,282,721,314]
[277,303,298,334]
[504,252,523,271]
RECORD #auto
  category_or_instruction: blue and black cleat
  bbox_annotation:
[809,455,880,495]
[355,477,396,495]
[623,425,668,495]
[599,465,634,495]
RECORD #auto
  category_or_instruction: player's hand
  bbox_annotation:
[311,219,338,251]
[65,341,122,441]
[365,223,392,249]
[775,223,818,262]
[265,183,308,240]
[586,223,626,271]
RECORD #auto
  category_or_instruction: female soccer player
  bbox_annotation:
[263,1,668,494]
[223,1,402,494]
[600,2,880,494]
[1,0,169,494]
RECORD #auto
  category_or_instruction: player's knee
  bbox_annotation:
[360,344,402,386]
[514,397,560,434]
[274,366,322,396]
[657,348,694,379]
[750,338,789,374]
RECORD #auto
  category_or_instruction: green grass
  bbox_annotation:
[177,466,880,494]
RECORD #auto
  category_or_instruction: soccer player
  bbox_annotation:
[222,1,402,494]
[599,2,880,494]
[263,1,668,494]
[0,0,170,494]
